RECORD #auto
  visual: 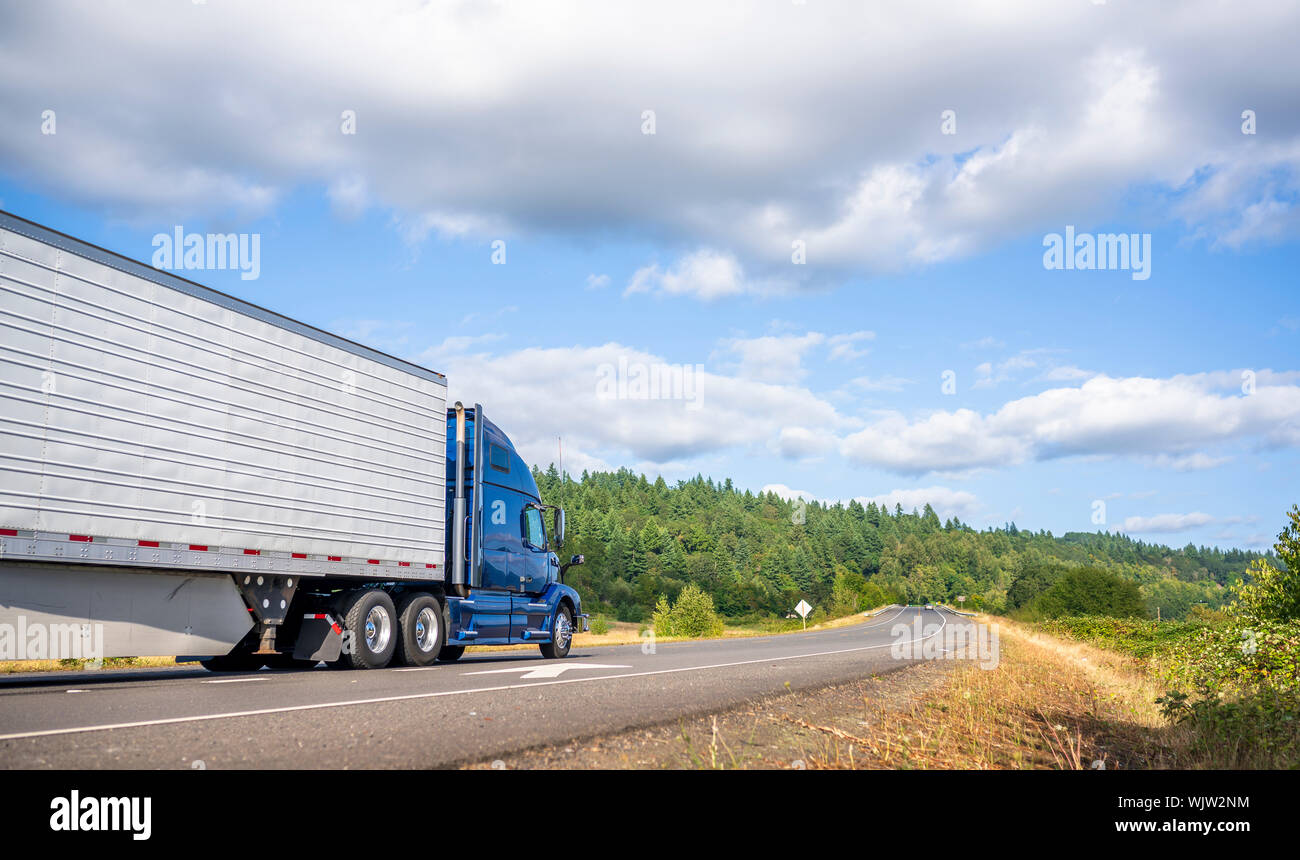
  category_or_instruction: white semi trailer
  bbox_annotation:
[0,210,585,671]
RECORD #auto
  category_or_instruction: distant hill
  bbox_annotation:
[534,466,1271,622]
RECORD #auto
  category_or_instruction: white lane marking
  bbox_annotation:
[857,605,908,630]
[462,662,632,680]
[0,616,947,742]
[202,677,271,684]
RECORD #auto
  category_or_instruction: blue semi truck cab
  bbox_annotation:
[437,401,587,662]
[260,403,587,672]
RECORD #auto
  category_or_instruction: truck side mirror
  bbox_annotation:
[553,508,566,549]
[559,553,584,583]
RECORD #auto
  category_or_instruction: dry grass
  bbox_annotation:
[799,617,1185,769]
[0,655,181,674]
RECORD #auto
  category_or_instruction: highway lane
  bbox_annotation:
[0,606,973,768]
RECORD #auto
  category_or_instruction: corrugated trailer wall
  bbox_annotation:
[0,213,446,575]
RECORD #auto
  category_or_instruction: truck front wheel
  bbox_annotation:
[338,588,397,669]
[539,604,574,659]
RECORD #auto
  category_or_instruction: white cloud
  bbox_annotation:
[1147,452,1232,471]
[761,483,817,503]
[717,331,825,381]
[826,330,875,361]
[858,486,981,520]
[420,338,857,470]
[1119,512,1215,534]
[585,273,611,290]
[3,2,1296,274]
[840,370,1300,475]
[625,249,774,300]
[761,483,981,521]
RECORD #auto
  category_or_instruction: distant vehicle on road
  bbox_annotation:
[0,211,587,672]
[925,604,934,610]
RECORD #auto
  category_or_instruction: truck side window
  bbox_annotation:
[490,443,510,473]
[523,507,546,548]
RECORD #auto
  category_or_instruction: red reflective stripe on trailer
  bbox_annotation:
[327,556,341,562]
[138,540,159,547]
[367,559,380,565]
[243,549,259,555]
[0,529,17,536]
[331,623,342,635]
[291,553,307,559]
[69,535,93,542]
[189,545,208,552]
[425,563,436,568]
[398,562,410,567]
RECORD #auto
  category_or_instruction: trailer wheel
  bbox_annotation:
[539,604,574,659]
[438,645,466,662]
[395,593,445,667]
[339,588,397,669]
[200,653,266,672]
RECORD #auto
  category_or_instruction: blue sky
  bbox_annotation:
[1,1,1297,549]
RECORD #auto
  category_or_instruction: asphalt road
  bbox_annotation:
[0,606,972,769]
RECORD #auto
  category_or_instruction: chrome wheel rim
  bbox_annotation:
[364,605,391,654]
[554,611,572,650]
[414,606,439,652]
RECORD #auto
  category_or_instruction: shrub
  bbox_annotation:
[652,584,725,638]
[590,614,610,636]
[1015,567,1145,620]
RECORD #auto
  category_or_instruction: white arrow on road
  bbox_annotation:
[462,662,631,680]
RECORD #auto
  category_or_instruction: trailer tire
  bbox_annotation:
[395,593,445,667]
[438,645,466,662]
[339,588,398,669]
[539,603,574,659]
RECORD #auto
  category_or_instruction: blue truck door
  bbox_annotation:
[520,506,551,594]
[475,485,525,641]
[513,506,554,639]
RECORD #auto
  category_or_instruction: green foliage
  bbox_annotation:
[1036,615,1209,659]
[652,583,725,638]
[1014,567,1146,620]
[1038,506,1300,766]
[533,465,1271,624]
[1006,563,1065,610]
[1230,505,1300,623]
[589,614,610,635]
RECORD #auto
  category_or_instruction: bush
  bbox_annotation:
[590,614,610,635]
[652,584,725,638]
[1014,567,1145,620]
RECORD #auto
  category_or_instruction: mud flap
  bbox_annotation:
[293,614,344,662]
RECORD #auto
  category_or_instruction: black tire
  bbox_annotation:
[199,653,266,672]
[438,644,466,662]
[395,593,446,667]
[539,603,574,659]
[338,588,398,669]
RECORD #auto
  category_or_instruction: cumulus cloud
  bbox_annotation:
[1,1,1296,277]
[717,331,826,381]
[761,484,981,521]
[1119,512,1215,534]
[840,370,1300,475]
[419,338,858,472]
[858,487,982,520]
